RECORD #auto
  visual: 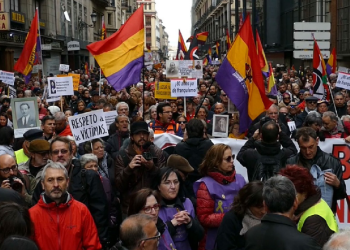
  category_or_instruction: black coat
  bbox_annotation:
[174,138,214,183]
[237,132,297,181]
[215,210,245,250]
[286,147,347,212]
[245,214,321,250]
[32,159,109,244]
[105,131,130,159]
[328,104,347,118]
[296,110,309,128]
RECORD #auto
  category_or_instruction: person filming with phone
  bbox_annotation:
[115,121,168,217]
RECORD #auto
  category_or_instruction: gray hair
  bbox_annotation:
[80,153,98,168]
[41,160,68,181]
[54,111,66,121]
[148,127,154,139]
[334,92,344,98]
[116,102,129,112]
[116,114,130,124]
[263,176,296,213]
[136,82,143,88]
[341,115,350,121]
[323,229,350,250]
[267,104,279,113]
[323,111,338,122]
[149,105,157,112]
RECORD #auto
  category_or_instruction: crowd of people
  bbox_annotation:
[0,64,349,250]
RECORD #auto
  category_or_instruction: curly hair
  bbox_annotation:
[198,144,231,176]
[279,165,317,198]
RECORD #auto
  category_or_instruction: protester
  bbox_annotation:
[40,115,56,141]
[0,127,14,156]
[321,111,350,141]
[14,129,43,165]
[194,144,245,250]
[245,176,321,250]
[216,181,264,250]
[106,115,130,158]
[29,161,102,250]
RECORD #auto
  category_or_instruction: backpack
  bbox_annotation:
[252,151,284,182]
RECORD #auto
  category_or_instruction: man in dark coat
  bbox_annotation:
[237,121,297,181]
[296,96,318,128]
[286,127,347,212]
[105,115,130,159]
[245,176,321,250]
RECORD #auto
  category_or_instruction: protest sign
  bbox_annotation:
[171,79,197,97]
[0,70,14,85]
[59,64,70,72]
[166,60,203,79]
[155,82,176,100]
[336,72,350,91]
[104,111,118,127]
[47,76,74,97]
[68,110,109,144]
[8,86,16,98]
[68,73,80,91]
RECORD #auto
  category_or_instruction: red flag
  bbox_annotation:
[313,38,330,101]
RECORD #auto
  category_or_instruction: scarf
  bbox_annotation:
[98,153,109,178]
[240,209,262,235]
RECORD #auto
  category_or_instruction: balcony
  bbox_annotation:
[121,0,128,9]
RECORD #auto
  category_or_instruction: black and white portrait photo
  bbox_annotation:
[195,60,202,70]
[50,80,57,94]
[11,97,40,138]
[166,60,179,78]
[212,114,229,137]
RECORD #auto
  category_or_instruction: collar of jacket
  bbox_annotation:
[40,192,72,208]
[255,140,282,155]
[155,119,175,128]
[160,196,185,209]
[208,170,236,185]
[294,189,322,216]
[115,130,130,139]
[262,213,296,228]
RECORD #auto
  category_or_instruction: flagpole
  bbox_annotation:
[195,80,215,118]
[36,7,44,77]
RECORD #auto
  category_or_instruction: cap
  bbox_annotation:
[47,106,60,116]
[317,100,329,105]
[167,154,194,173]
[130,121,149,135]
[305,96,319,102]
[23,129,43,142]
[28,139,50,153]
[91,90,99,96]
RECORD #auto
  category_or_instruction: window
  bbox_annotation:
[108,13,112,25]
[73,1,77,38]
[67,0,72,37]
[337,0,350,53]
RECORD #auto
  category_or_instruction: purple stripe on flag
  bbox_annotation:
[326,64,332,76]
[216,59,250,133]
[269,84,278,95]
[107,56,143,91]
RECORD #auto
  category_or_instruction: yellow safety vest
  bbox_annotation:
[298,199,338,233]
[15,149,29,165]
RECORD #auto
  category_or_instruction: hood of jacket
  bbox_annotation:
[255,140,282,156]
[38,192,73,209]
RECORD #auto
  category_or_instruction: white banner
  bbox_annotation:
[153,134,350,229]
[104,111,118,127]
[166,60,203,78]
[170,78,197,97]
[336,72,350,91]
[0,70,14,85]
[59,64,70,72]
[47,76,74,97]
[68,110,109,144]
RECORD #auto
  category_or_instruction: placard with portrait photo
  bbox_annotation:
[212,114,229,137]
[11,97,41,138]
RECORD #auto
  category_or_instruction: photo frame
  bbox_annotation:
[11,97,41,138]
[166,60,180,78]
[212,114,229,138]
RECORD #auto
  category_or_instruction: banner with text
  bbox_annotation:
[336,72,350,91]
[155,82,176,100]
[0,70,15,85]
[47,76,74,97]
[59,64,70,72]
[68,110,109,144]
[68,73,80,91]
[171,79,197,97]
[153,134,350,229]
[104,111,118,127]
[166,60,203,78]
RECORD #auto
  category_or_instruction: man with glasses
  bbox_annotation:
[18,139,50,203]
[32,136,110,248]
[149,102,182,136]
[119,214,159,250]
[296,96,319,128]
[0,154,30,203]
[237,121,297,181]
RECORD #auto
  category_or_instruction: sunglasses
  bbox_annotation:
[307,101,317,104]
[51,149,69,155]
[225,154,235,162]
[177,121,187,124]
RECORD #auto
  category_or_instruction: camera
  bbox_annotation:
[142,152,153,161]
[8,177,22,192]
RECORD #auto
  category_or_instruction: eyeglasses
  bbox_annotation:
[177,121,187,124]
[138,232,161,246]
[51,149,69,155]
[307,101,317,104]
[143,204,161,213]
[0,165,18,174]
[222,94,227,97]
[268,112,278,115]
[161,180,180,187]
[224,154,235,162]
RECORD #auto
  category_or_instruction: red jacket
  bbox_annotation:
[196,171,237,250]
[29,194,102,250]
[58,124,73,136]
[323,121,350,139]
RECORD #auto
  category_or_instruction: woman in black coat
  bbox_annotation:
[216,181,265,250]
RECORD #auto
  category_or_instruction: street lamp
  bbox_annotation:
[78,12,97,31]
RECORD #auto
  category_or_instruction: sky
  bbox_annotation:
[156,0,192,48]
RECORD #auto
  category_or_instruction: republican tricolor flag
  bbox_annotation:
[87,5,144,91]
[326,48,337,76]
[101,16,107,40]
[226,28,232,50]
[216,15,272,133]
[312,37,330,101]
[176,30,187,60]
